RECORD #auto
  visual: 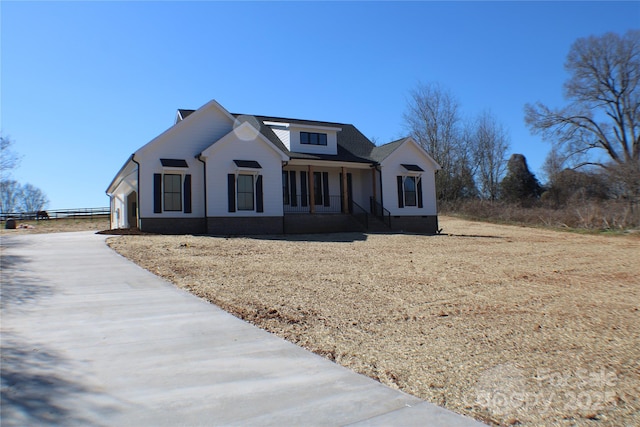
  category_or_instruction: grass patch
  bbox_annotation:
[0,217,110,234]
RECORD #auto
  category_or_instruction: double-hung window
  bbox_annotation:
[228,160,263,213]
[163,174,182,211]
[237,174,255,211]
[154,159,191,214]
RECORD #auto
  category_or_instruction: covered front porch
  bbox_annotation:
[282,160,380,215]
[280,160,388,233]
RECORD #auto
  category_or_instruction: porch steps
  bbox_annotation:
[364,215,392,233]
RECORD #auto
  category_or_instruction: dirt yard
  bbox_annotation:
[107,217,639,426]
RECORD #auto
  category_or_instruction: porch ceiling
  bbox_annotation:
[286,159,374,170]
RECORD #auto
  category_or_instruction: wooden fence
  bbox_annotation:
[0,207,110,221]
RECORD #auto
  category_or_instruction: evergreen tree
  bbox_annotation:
[501,154,543,203]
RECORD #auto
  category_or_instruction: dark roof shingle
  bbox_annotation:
[241,114,379,164]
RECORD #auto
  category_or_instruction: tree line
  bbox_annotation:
[404,30,639,210]
[1,136,49,214]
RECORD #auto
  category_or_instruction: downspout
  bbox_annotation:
[282,161,288,234]
[196,154,207,233]
[131,154,141,229]
[377,164,384,210]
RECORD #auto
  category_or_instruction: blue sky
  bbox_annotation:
[2,1,638,209]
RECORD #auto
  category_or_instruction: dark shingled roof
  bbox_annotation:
[369,137,408,162]
[160,158,188,168]
[236,114,380,164]
[178,109,195,120]
[402,163,424,172]
[233,160,262,168]
[232,114,291,155]
[184,108,411,165]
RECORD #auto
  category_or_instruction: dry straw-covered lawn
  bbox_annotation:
[0,217,110,234]
[107,217,639,426]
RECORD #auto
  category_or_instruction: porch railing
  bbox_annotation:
[351,201,369,229]
[0,207,110,221]
[284,195,343,213]
[370,197,391,228]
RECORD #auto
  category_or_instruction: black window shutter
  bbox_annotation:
[227,174,236,212]
[322,172,330,207]
[184,174,192,213]
[290,171,297,207]
[282,171,289,205]
[417,178,423,208]
[154,173,162,213]
[256,175,264,213]
[300,171,308,207]
[339,173,345,212]
[397,176,404,208]
[347,173,353,213]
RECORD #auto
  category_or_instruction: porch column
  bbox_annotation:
[342,167,349,214]
[371,168,377,207]
[308,165,315,214]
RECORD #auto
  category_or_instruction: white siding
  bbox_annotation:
[352,169,372,208]
[272,128,291,150]
[289,126,339,155]
[136,156,206,219]
[109,171,137,228]
[135,104,234,218]
[380,141,438,216]
[203,131,285,217]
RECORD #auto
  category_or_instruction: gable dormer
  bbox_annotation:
[265,120,341,155]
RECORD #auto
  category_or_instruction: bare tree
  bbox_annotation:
[541,145,566,185]
[1,135,21,179]
[404,82,475,200]
[0,180,23,213]
[471,110,510,200]
[525,30,640,197]
[21,183,49,213]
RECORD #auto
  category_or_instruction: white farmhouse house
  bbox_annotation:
[106,100,441,235]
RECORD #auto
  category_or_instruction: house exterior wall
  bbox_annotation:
[389,215,439,234]
[283,214,364,234]
[109,162,138,229]
[203,130,285,218]
[380,141,438,216]
[135,103,234,221]
[110,193,126,229]
[271,127,291,150]
[351,168,372,209]
[137,157,205,220]
[140,218,206,235]
[207,216,283,235]
[288,125,339,155]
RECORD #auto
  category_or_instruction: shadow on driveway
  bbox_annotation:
[0,332,111,427]
[1,236,116,426]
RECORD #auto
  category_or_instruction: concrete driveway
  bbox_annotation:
[0,231,484,426]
